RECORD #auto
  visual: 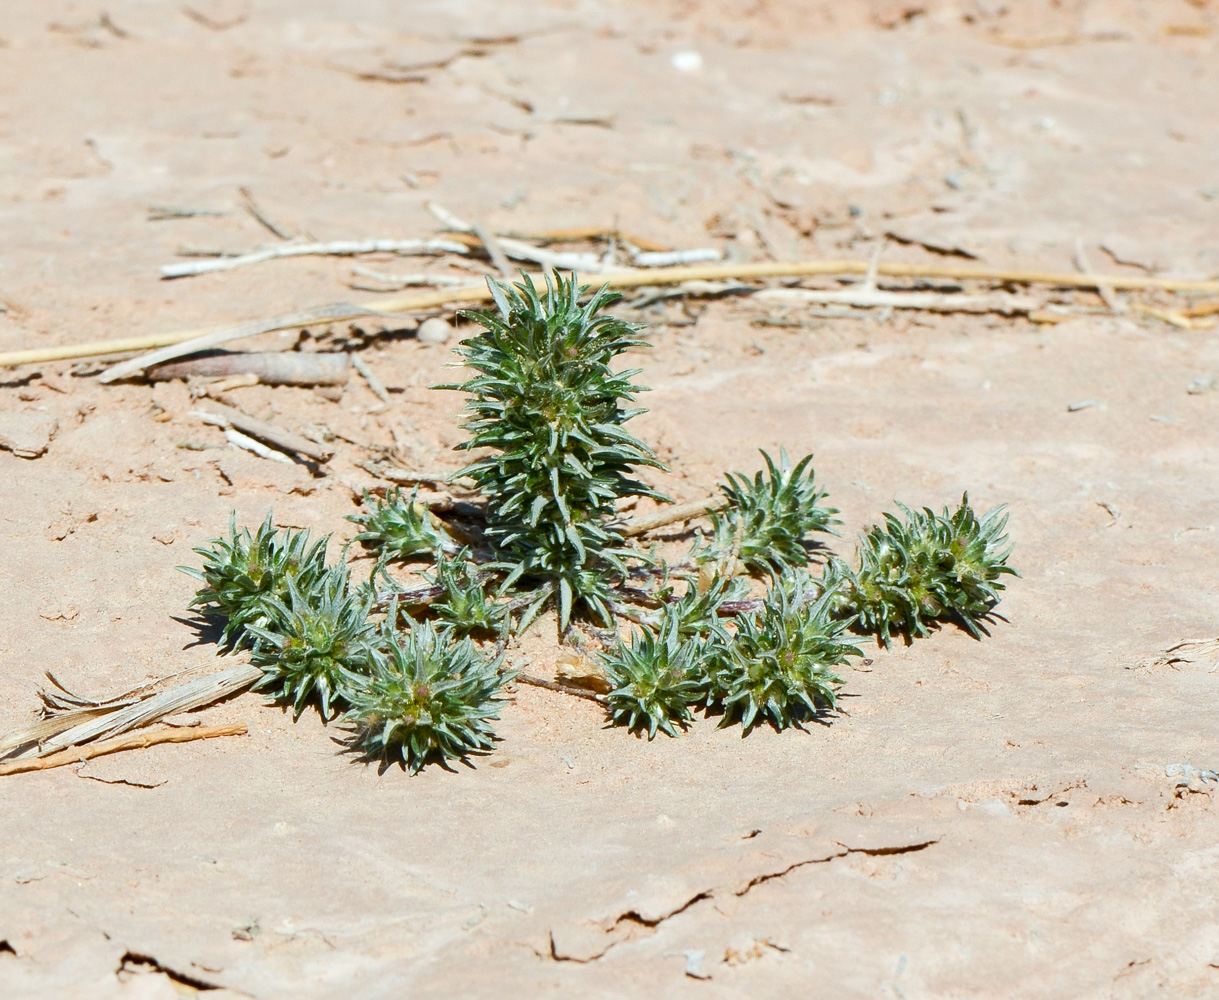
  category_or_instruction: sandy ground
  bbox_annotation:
[3,1,1219,996]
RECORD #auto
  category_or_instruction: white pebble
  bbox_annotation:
[671,50,703,73]
[417,318,452,345]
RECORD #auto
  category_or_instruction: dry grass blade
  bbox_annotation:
[96,302,373,383]
[0,663,262,760]
[0,708,114,758]
[0,725,247,775]
[0,664,234,757]
[754,287,1039,314]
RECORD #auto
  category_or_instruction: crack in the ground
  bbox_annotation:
[117,951,221,991]
[548,838,938,963]
[735,839,939,895]
[609,891,713,932]
[1015,780,1086,807]
[548,891,715,963]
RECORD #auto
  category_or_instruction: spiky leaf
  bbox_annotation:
[347,487,455,561]
[425,549,510,637]
[601,614,709,739]
[828,493,1017,646]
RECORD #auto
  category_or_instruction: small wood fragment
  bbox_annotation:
[619,496,728,536]
[239,186,295,240]
[225,427,295,464]
[350,353,391,404]
[357,461,472,486]
[161,237,470,279]
[472,219,515,279]
[1184,300,1219,318]
[197,400,332,461]
[1130,302,1197,329]
[205,372,261,395]
[0,724,246,775]
[147,351,351,385]
[1074,239,1125,314]
[516,673,607,705]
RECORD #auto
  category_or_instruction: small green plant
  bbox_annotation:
[346,615,510,773]
[178,272,1017,772]
[701,450,838,575]
[659,574,745,640]
[245,566,377,720]
[347,487,455,562]
[825,494,1017,646]
[708,572,859,733]
[424,549,510,638]
[600,571,861,738]
[180,512,329,649]
[441,272,668,629]
[602,614,710,739]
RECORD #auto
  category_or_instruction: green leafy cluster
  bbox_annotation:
[244,566,375,720]
[346,617,510,773]
[825,494,1017,646]
[702,450,838,574]
[707,574,858,732]
[179,512,329,648]
[176,273,1019,772]
[347,487,455,562]
[601,572,860,739]
[660,574,744,640]
[182,519,513,772]
[424,550,510,638]
[601,615,710,739]
[441,272,668,629]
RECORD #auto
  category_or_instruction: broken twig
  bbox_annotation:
[516,673,608,705]
[195,400,332,461]
[161,238,470,279]
[0,725,247,775]
[754,287,1038,314]
[472,220,515,279]
[1074,238,1125,314]
[619,496,728,536]
[239,186,295,240]
[350,352,391,404]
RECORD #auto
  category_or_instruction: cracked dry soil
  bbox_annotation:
[3,1,1219,997]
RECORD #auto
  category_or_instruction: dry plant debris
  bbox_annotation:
[3,230,1219,371]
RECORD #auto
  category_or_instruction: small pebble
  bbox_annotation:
[1187,375,1216,395]
[417,317,453,345]
[671,50,703,73]
[1066,399,1099,412]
